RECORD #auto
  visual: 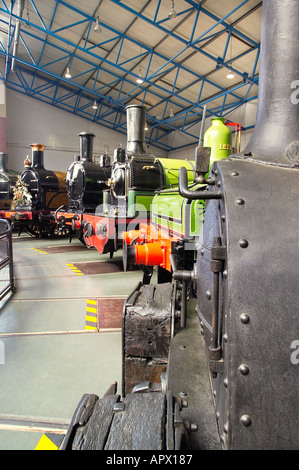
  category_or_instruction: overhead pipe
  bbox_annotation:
[11,0,25,72]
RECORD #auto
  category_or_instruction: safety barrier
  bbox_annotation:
[0,219,14,303]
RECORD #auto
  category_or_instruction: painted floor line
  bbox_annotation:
[10,296,127,302]
[0,414,69,434]
[0,329,99,338]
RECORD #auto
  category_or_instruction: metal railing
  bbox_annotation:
[0,219,15,304]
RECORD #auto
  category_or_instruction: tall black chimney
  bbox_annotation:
[243,0,299,167]
[78,132,95,162]
[125,105,146,157]
[30,144,45,169]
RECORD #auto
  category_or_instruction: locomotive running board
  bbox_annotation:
[167,305,220,450]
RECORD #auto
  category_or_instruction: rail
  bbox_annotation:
[0,219,15,305]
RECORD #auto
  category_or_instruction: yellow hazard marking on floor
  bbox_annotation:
[86,315,97,323]
[85,298,98,330]
[31,248,49,254]
[86,306,97,313]
[35,433,61,450]
[66,264,84,275]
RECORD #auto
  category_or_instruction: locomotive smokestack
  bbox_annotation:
[126,105,146,157]
[30,144,45,169]
[78,132,95,162]
[243,0,299,167]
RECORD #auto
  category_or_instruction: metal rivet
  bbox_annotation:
[239,364,250,375]
[216,411,220,420]
[223,422,228,434]
[217,180,221,187]
[190,423,198,432]
[223,377,228,388]
[201,249,204,256]
[240,313,250,324]
[240,415,252,427]
[180,345,186,350]
[206,290,211,300]
[236,198,245,205]
[113,402,125,412]
[223,269,228,278]
[223,333,228,343]
[231,171,239,176]
[239,239,249,248]
[221,214,226,222]
[213,390,217,397]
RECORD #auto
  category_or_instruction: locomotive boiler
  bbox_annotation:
[60,0,299,450]
[0,152,18,210]
[0,144,68,237]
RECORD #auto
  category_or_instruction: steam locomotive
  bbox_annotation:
[57,105,196,258]
[56,131,112,243]
[122,113,232,285]
[0,152,18,210]
[61,0,299,450]
[0,144,68,237]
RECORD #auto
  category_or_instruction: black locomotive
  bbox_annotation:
[0,152,18,210]
[61,0,299,450]
[0,144,68,237]
[66,132,111,213]
[56,131,112,242]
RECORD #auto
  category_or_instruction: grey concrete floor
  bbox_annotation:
[0,231,144,450]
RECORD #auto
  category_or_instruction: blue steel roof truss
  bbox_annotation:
[0,0,261,151]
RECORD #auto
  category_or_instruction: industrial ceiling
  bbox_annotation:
[0,0,262,151]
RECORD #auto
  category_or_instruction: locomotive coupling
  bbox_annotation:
[71,217,82,231]
[169,254,197,282]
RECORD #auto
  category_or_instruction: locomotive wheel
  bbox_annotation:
[25,223,41,238]
[75,228,86,245]
[25,221,68,239]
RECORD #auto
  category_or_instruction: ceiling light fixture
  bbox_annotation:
[168,1,177,19]
[227,69,235,79]
[145,122,149,131]
[92,100,98,109]
[169,107,174,117]
[65,66,72,79]
[94,16,102,32]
